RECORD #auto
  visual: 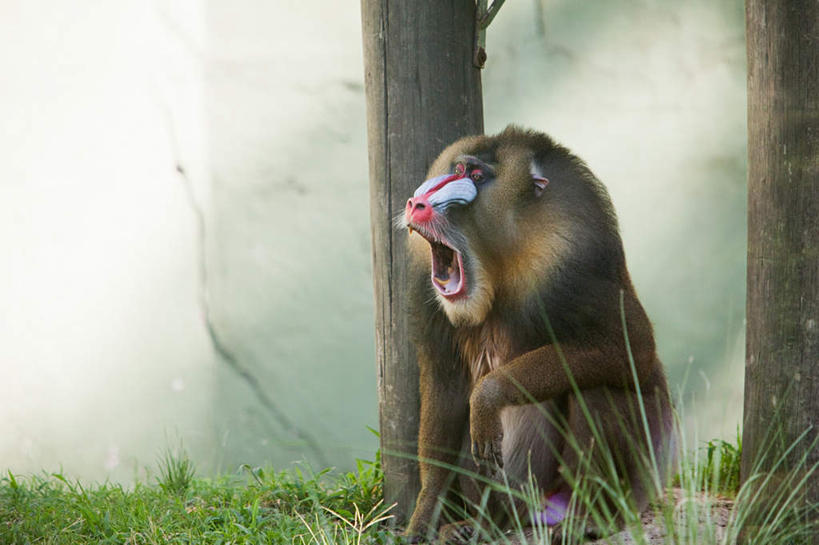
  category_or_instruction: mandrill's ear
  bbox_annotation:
[530,160,549,197]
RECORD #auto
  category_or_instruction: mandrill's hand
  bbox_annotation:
[469,378,504,474]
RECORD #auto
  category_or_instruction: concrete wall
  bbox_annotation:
[0,0,745,482]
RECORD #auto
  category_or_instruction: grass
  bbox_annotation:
[2,429,817,544]
[0,451,396,545]
[156,445,197,496]
[674,432,742,499]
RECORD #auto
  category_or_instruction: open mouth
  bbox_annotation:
[411,227,467,299]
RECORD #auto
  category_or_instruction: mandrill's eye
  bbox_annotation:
[454,163,466,177]
[470,169,484,183]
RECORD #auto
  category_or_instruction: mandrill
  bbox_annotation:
[399,127,677,543]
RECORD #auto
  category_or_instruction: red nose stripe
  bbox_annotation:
[424,173,461,197]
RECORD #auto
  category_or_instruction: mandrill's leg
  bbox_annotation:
[437,403,565,543]
[491,402,566,524]
[404,349,473,541]
[543,385,676,537]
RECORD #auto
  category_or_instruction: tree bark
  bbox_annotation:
[361,0,484,525]
[742,0,819,516]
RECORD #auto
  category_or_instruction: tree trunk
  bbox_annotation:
[742,0,819,519]
[361,0,484,525]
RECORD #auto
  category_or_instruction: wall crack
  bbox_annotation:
[161,105,330,468]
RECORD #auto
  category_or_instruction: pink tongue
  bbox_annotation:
[434,266,460,294]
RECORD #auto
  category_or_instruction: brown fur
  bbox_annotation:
[401,127,677,542]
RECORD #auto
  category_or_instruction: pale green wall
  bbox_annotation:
[0,0,745,481]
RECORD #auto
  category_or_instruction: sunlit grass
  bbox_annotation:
[2,427,816,544]
[0,452,393,545]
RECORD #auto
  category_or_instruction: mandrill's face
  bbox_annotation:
[401,134,557,327]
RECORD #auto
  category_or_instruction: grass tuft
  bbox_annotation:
[696,433,742,497]
[156,445,196,495]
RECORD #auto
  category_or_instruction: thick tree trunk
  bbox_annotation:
[360,0,484,525]
[742,0,819,518]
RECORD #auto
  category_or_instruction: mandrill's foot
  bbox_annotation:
[437,520,480,544]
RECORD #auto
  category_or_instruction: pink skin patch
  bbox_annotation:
[405,194,433,223]
[539,490,570,526]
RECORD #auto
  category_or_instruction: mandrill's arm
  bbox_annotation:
[405,348,472,539]
[468,300,659,466]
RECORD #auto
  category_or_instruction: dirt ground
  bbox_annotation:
[588,489,734,544]
[505,489,735,544]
